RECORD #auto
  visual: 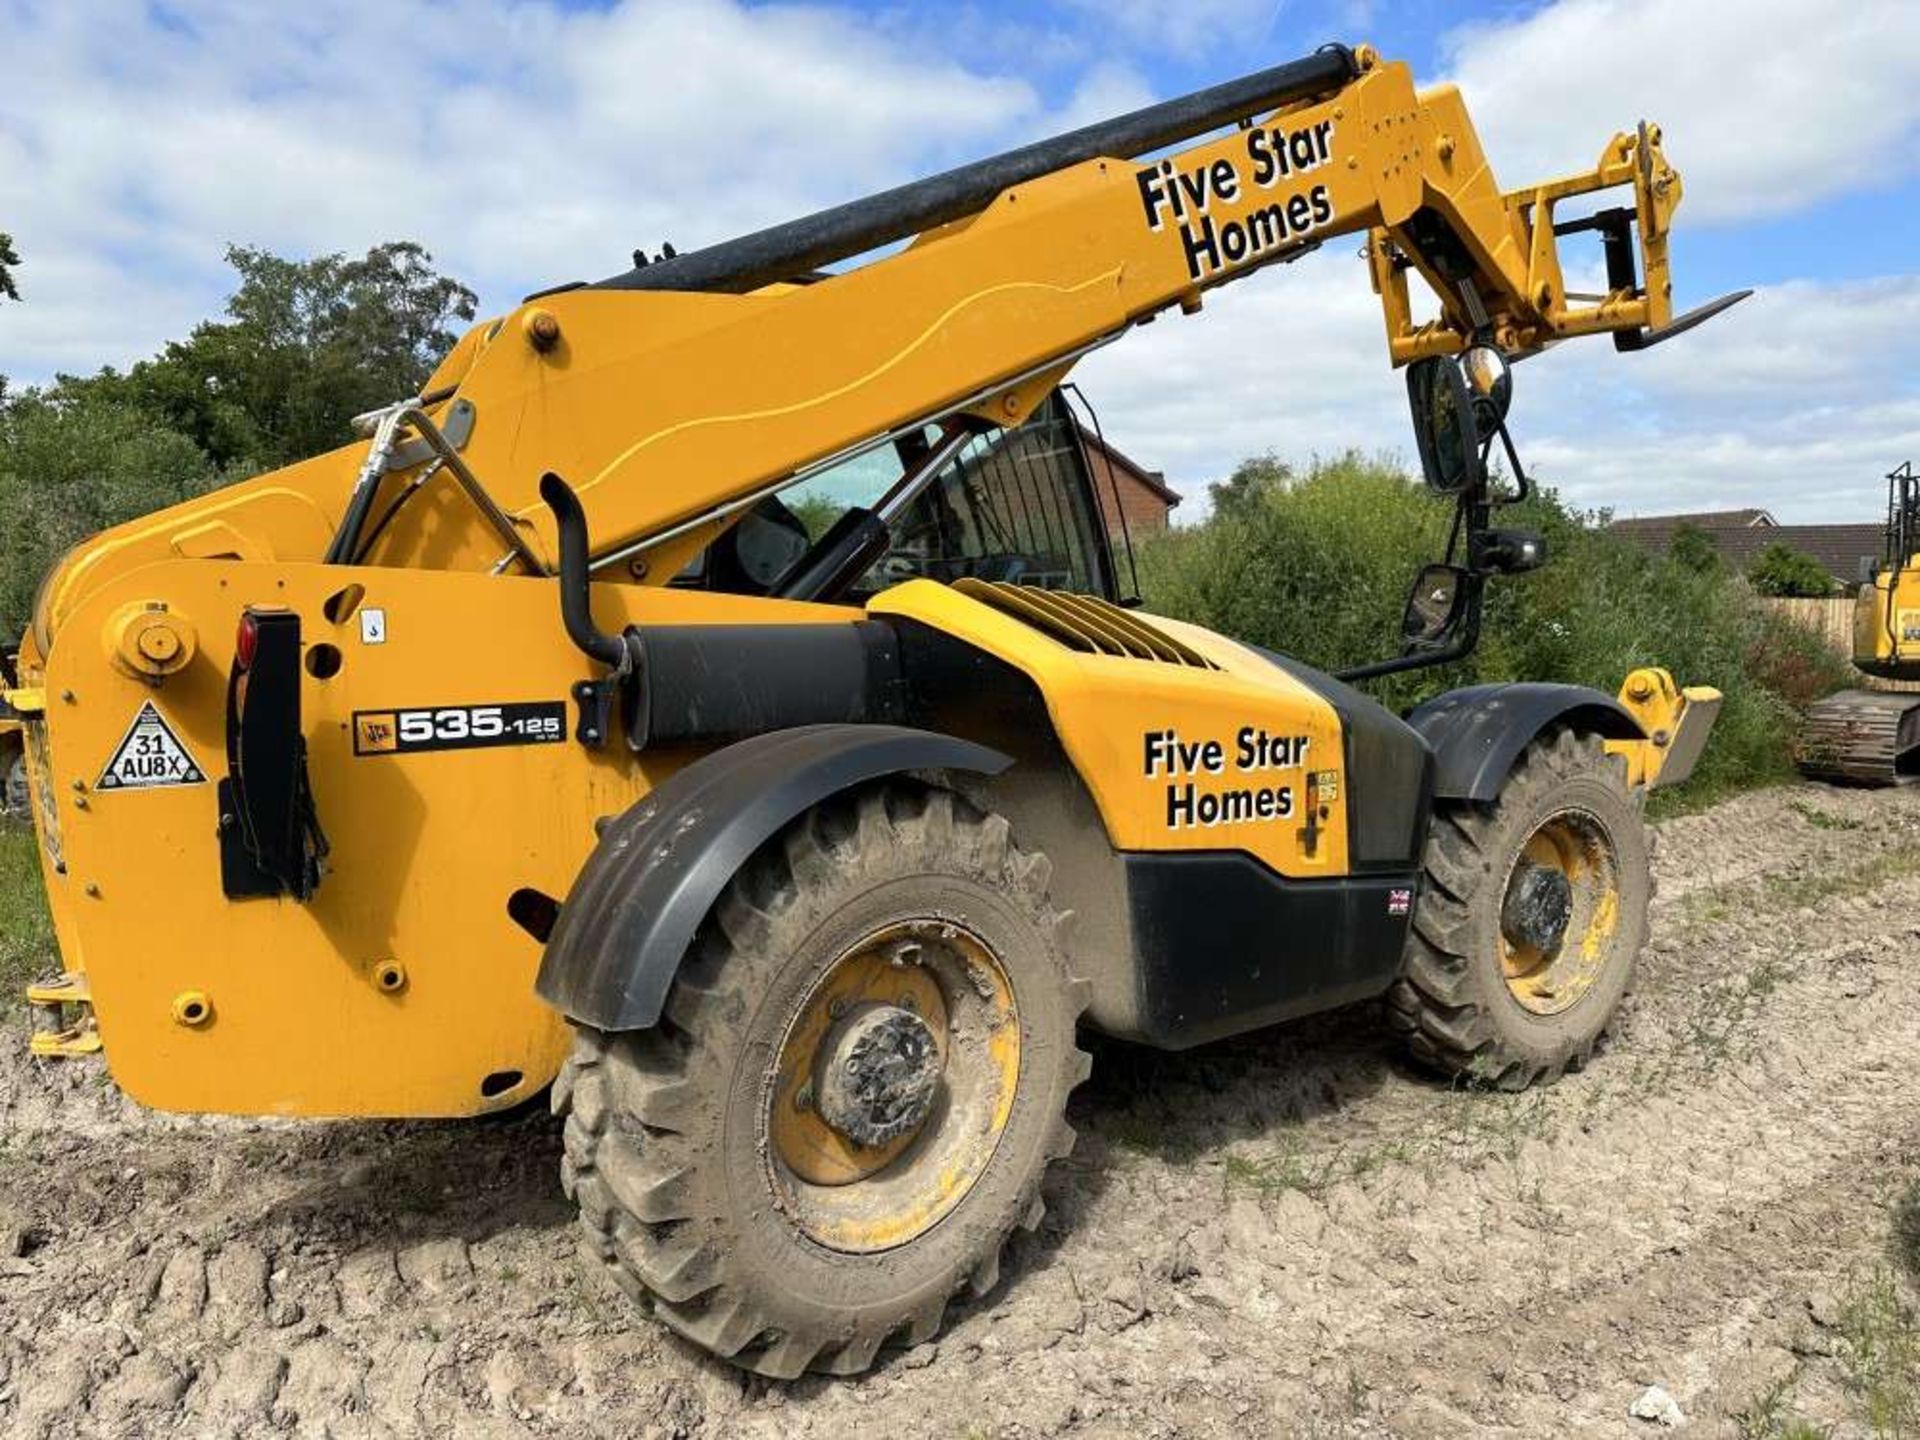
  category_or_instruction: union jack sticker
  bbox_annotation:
[1387,888,1413,916]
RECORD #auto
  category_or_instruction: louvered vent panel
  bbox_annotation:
[952,579,1219,669]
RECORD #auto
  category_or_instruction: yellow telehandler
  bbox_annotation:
[10,43,1733,1375]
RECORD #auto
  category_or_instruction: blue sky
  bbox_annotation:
[2,0,1915,520]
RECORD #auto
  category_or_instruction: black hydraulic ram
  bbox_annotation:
[582,45,1359,297]
[539,474,903,749]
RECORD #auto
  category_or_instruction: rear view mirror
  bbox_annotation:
[1402,563,1469,651]
[1406,356,1483,495]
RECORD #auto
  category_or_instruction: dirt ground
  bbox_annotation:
[2,782,1917,1439]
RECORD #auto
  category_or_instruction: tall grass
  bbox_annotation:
[1136,454,1852,802]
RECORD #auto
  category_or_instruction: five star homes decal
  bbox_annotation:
[97,701,206,791]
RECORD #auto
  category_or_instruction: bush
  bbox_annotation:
[1135,453,1854,802]
[1747,541,1836,597]
[0,390,223,641]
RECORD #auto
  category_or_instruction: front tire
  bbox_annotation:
[554,781,1090,1378]
[1388,727,1650,1089]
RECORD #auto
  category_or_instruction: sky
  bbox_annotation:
[0,0,1915,522]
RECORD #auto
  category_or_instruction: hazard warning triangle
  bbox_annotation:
[97,701,207,790]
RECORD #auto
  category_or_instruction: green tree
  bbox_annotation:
[1746,542,1835,597]
[1207,452,1291,517]
[65,241,476,470]
[0,240,477,639]
[0,232,20,302]
[0,390,220,638]
[1667,521,1721,572]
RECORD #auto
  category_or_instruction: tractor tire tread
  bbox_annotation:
[551,778,1089,1379]
[1386,727,1649,1090]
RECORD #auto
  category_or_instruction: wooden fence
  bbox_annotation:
[1763,596,1920,693]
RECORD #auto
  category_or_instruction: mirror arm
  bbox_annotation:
[1337,565,1486,682]
[1489,421,1531,502]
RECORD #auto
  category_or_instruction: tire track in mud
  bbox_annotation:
[0,783,1915,1438]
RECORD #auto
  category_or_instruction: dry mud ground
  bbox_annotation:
[3,783,1919,1439]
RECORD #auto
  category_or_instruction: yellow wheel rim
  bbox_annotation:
[1498,809,1621,1016]
[764,919,1022,1253]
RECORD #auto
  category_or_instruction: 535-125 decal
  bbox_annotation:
[353,701,568,756]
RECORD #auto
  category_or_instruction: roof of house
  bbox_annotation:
[1695,524,1885,580]
[1607,508,1775,550]
[1079,425,1182,508]
[1610,509,1883,580]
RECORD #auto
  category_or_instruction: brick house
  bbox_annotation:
[1079,426,1182,539]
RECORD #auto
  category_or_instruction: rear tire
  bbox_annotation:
[553,781,1090,1378]
[1388,727,1650,1089]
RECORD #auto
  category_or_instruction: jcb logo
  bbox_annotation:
[355,714,398,754]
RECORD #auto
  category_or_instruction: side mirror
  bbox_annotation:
[1401,563,1470,652]
[1406,356,1483,495]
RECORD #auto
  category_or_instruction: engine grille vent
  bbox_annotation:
[952,579,1219,669]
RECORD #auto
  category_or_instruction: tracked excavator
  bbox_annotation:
[8,44,1739,1375]
[1797,462,1920,784]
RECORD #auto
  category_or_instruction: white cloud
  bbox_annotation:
[1077,264,1920,525]
[1074,246,1405,485]
[1517,277,1920,521]
[0,0,1037,378]
[1049,62,1160,133]
[1060,0,1287,64]
[1441,0,1920,224]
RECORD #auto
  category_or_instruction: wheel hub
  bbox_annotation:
[1498,808,1622,1016]
[815,1004,943,1146]
[764,918,1023,1253]
[1501,862,1574,954]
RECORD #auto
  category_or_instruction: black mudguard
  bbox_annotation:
[1407,683,1643,803]
[536,723,1011,1031]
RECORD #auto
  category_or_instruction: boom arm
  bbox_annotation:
[27,43,1740,653]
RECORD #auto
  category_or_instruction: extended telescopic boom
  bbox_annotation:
[589,47,1360,296]
[27,43,1746,648]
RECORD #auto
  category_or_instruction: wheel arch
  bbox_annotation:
[535,723,1011,1032]
[1407,682,1644,803]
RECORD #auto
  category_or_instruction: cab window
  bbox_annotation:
[684,390,1114,602]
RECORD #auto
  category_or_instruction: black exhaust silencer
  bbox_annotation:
[626,623,903,749]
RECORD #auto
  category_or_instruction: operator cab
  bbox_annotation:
[680,389,1130,606]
